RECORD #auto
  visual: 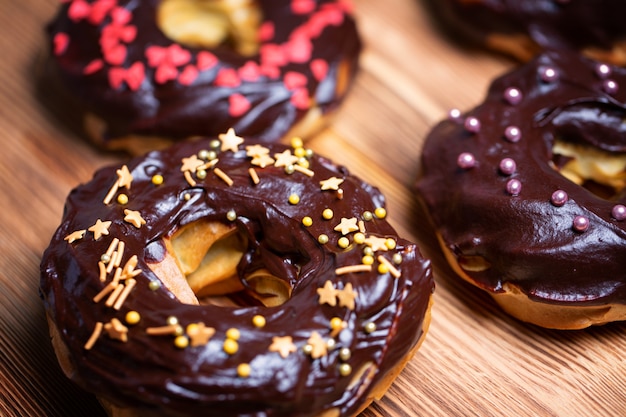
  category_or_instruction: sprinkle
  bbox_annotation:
[506,179,522,196]
[101,254,112,264]
[226,328,241,340]
[329,318,346,338]
[293,164,314,177]
[113,278,137,310]
[464,117,481,133]
[98,261,107,282]
[302,216,313,227]
[104,183,120,205]
[448,108,462,120]
[196,169,207,180]
[317,280,338,306]
[294,147,306,157]
[113,241,125,267]
[93,282,119,303]
[166,316,179,326]
[573,215,590,232]
[252,315,266,328]
[337,237,350,249]
[504,126,522,143]
[125,311,141,325]
[457,152,476,169]
[151,175,163,185]
[181,155,204,173]
[106,252,118,273]
[223,338,239,355]
[284,165,295,175]
[64,229,86,243]
[291,137,304,148]
[183,170,196,187]
[269,336,297,358]
[595,63,612,79]
[288,194,300,205]
[361,255,374,265]
[174,335,189,349]
[362,247,374,257]
[551,190,568,207]
[335,265,372,275]
[385,238,396,250]
[603,79,619,95]
[377,256,401,278]
[117,194,129,205]
[237,363,251,378]
[248,168,260,184]
[305,331,327,359]
[339,348,351,361]
[317,234,329,244]
[612,204,626,221]
[116,165,133,189]
[354,232,366,244]
[105,238,120,258]
[297,157,310,169]
[540,66,559,83]
[214,168,234,186]
[322,208,334,220]
[124,209,146,228]
[148,281,161,291]
[218,128,244,153]
[105,282,125,307]
[246,144,271,157]
[89,219,112,240]
[274,150,300,167]
[392,253,403,265]
[226,210,237,221]
[84,322,104,350]
[377,263,389,274]
[186,322,215,346]
[364,236,389,252]
[146,324,181,336]
[362,211,373,221]
[336,283,357,310]
[104,318,128,342]
[320,176,344,191]
[111,267,123,284]
[251,154,275,168]
[334,217,359,235]
[499,158,517,175]
[504,87,523,105]
[374,207,387,219]
[339,363,352,377]
[122,255,141,279]
[364,322,376,334]
[184,193,191,201]
[336,189,344,200]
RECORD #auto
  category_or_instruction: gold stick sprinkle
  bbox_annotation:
[98,261,107,282]
[121,255,139,279]
[184,170,196,187]
[378,255,401,278]
[358,220,366,234]
[105,282,125,307]
[113,278,137,310]
[214,168,234,186]
[111,267,123,285]
[114,241,125,267]
[146,324,181,336]
[103,183,119,205]
[84,322,104,350]
[335,264,373,275]
[105,238,120,258]
[93,282,118,303]
[248,167,260,185]
[199,159,219,170]
[106,251,117,273]
[293,165,314,177]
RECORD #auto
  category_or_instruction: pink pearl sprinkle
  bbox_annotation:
[499,158,516,175]
[595,63,612,79]
[540,66,559,83]
[603,79,618,95]
[612,204,626,221]
[504,125,521,143]
[464,117,481,133]
[504,87,522,105]
[506,179,521,196]
[448,108,462,121]
[550,189,568,206]
[457,152,476,169]
[572,215,589,232]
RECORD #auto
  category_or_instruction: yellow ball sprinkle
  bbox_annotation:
[184,193,191,201]
[393,253,403,265]
[385,238,397,250]
[339,363,352,377]
[226,210,237,221]
[117,194,129,205]
[226,327,241,341]
[363,247,374,257]
[198,149,210,160]
[318,234,329,244]
[302,216,313,227]
[353,233,366,245]
[322,208,334,220]
[151,174,164,185]
[148,281,161,291]
[364,322,376,334]
[297,158,309,169]
[237,363,251,378]
[339,348,351,361]
[337,237,350,249]
[288,194,300,205]
[291,137,304,148]
[378,263,389,274]
[125,311,140,325]
[252,315,266,328]
[362,255,374,265]
[186,323,199,335]
[174,335,189,349]
[294,147,306,157]
[223,338,239,355]
[330,317,344,330]
[374,207,387,219]
[196,169,207,180]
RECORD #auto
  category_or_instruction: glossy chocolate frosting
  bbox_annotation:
[41,137,433,416]
[427,0,626,55]
[416,51,626,307]
[46,0,361,145]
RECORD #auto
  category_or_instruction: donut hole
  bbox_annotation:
[151,219,292,307]
[552,139,626,199]
[157,0,262,56]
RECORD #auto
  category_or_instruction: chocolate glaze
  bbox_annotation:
[41,138,434,416]
[46,0,361,145]
[427,0,626,56]
[416,51,626,307]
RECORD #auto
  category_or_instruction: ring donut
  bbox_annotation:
[426,0,626,64]
[46,0,361,154]
[41,135,434,416]
[415,50,626,329]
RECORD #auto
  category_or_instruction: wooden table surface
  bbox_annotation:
[2,1,626,416]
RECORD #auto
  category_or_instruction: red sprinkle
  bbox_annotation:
[196,51,218,71]
[292,0,316,15]
[239,61,262,82]
[284,71,308,90]
[258,21,275,42]
[290,87,310,110]
[103,43,127,66]
[53,33,69,56]
[178,65,199,86]
[84,59,104,75]
[229,93,251,117]
[67,0,90,22]
[310,59,328,81]
[154,64,179,84]
[215,68,241,87]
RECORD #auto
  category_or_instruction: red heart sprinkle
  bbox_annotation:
[145,46,167,67]
[108,67,126,89]
[168,44,191,67]
[53,33,69,56]
[154,64,179,84]
[104,43,127,66]
[284,71,307,90]
[291,0,316,14]
[286,36,312,64]
[239,61,261,82]
[83,59,104,75]
[88,0,115,25]
[178,65,199,86]
[110,7,132,25]
[260,44,287,68]
[258,22,275,42]
[215,68,241,87]
[229,93,251,117]
[310,59,328,81]
[290,87,310,110]
[197,51,218,71]
[67,0,90,22]
[125,62,145,91]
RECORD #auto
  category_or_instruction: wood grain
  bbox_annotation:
[1,0,625,416]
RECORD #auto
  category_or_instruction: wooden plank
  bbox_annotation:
[1,0,625,416]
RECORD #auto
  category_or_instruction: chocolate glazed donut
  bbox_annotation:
[41,135,434,416]
[425,0,626,64]
[416,51,626,329]
[46,0,361,154]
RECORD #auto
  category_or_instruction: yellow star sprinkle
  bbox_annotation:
[317,280,337,306]
[251,154,275,168]
[181,154,204,173]
[319,176,344,191]
[123,209,146,228]
[363,236,389,252]
[116,165,133,189]
[334,217,359,235]
[64,229,86,243]
[306,331,328,359]
[245,144,270,157]
[104,318,128,342]
[219,128,244,153]
[88,219,112,241]
[269,336,297,358]
[336,283,358,311]
[186,322,216,347]
[273,150,299,168]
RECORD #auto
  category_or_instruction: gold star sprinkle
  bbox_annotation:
[246,144,270,157]
[269,336,297,358]
[116,165,133,189]
[306,331,327,359]
[334,217,359,235]
[64,229,86,243]
[251,154,275,168]
[89,219,112,241]
[320,177,344,191]
[336,283,358,311]
[123,209,146,228]
[186,322,216,347]
[104,318,128,342]
[181,155,204,173]
[364,236,389,252]
[273,150,299,168]
[219,128,244,153]
[317,280,337,306]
